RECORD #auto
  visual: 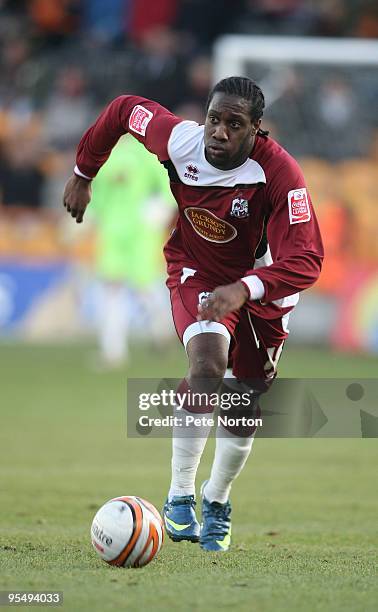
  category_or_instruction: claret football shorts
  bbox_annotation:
[169,275,292,386]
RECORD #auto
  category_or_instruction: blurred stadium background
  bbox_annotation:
[1,4,378,610]
[0,0,377,357]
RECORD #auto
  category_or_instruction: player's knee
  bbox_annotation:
[186,331,229,384]
[189,354,227,383]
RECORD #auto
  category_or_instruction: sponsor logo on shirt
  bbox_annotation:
[230,197,249,218]
[184,207,237,243]
[288,188,311,224]
[184,164,199,182]
[129,105,153,136]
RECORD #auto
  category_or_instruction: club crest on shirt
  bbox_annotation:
[288,188,311,224]
[230,197,249,218]
[198,291,212,305]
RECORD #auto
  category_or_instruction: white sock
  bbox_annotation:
[203,429,254,504]
[168,407,212,500]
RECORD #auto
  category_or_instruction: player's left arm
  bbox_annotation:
[243,158,324,303]
[63,95,181,223]
[198,158,324,322]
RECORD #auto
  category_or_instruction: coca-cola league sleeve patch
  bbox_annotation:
[128,105,153,136]
[287,188,311,224]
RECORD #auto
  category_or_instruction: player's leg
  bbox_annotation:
[163,282,233,542]
[199,375,259,552]
[200,310,289,551]
[169,330,229,494]
[164,330,230,542]
[202,375,258,498]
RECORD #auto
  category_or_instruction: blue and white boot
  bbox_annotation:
[163,495,200,543]
[200,481,232,552]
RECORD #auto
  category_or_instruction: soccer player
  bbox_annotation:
[63,76,323,552]
[87,135,173,367]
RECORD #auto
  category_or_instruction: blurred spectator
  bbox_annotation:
[130,27,184,109]
[175,0,244,49]
[316,202,355,295]
[0,135,45,213]
[264,68,312,157]
[88,136,174,367]
[41,66,94,152]
[0,37,38,125]
[27,0,81,46]
[0,0,27,15]
[129,0,177,44]
[171,55,213,124]
[317,78,355,127]
[38,66,95,210]
[234,0,320,36]
[354,1,378,38]
[185,56,212,109]
[81,0,130,47]
[314,77,369,160]
[314,0,348,37]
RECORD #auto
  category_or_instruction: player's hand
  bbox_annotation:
[63,174,92,223]
[197,281,249,322]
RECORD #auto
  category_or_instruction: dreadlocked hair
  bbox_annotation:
[206,76,269,137]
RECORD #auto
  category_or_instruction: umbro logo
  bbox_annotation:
[184,164,199,182]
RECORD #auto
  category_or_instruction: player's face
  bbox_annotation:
[204,93,260,170]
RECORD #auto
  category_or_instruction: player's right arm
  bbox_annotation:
[63,95,181,223]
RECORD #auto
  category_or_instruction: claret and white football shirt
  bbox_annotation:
[75,95,323,318]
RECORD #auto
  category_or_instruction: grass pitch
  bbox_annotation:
[0,342,377,611]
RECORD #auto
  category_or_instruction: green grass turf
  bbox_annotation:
[0,342,377,611]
